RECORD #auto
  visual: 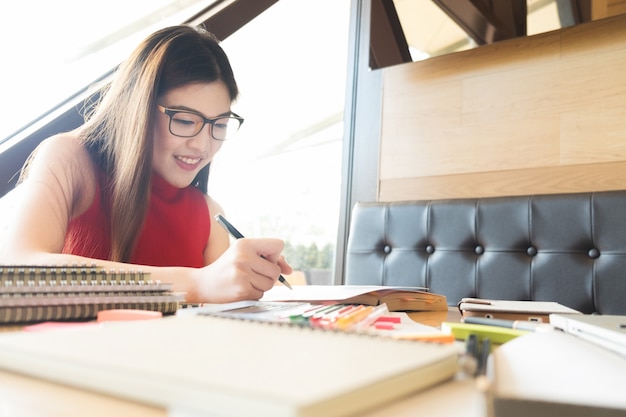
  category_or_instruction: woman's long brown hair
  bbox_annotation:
[77,25,239,262]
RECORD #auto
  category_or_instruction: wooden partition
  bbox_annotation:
[378,14,626,201]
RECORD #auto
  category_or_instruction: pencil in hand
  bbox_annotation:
[215,214,293,290]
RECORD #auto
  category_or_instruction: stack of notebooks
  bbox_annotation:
[0,264,183,324]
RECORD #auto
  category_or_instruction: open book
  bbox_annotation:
[0,313,460,417]
[261,285,448,312]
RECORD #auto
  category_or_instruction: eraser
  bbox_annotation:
[97,309,163,322]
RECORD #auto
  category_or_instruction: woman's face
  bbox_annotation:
[153,82,232,188]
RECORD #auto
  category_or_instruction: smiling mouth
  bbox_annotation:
[175,155,202,165]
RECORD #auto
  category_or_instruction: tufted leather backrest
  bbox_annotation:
[344,191,626,314]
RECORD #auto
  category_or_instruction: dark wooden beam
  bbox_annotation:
[433,0,527,45]
[187,0,279,41]
[369,0,412,69]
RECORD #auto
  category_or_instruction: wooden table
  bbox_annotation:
[408,307,461,328]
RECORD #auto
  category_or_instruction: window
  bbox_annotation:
[0,0,209,142]
[211,0,350,285]
[0,0,350,285]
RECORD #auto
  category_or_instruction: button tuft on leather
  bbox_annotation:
[588,248,600,259]
[383,245,392,254]
[475,245,484,255]
[527,246,537,256]
[426,245,435,254]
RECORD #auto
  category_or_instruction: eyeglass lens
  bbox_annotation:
[169,111,241,140]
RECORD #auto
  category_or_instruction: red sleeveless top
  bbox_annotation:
[63,172,210,267]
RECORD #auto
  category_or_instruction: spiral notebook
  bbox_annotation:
[0,264,183,323]
[0,312,460,417]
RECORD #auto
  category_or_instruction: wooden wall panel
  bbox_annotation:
[379,14,626,201]
[606,0,626,18]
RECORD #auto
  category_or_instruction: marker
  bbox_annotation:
[351,303,390,331]
[316,305,357,329]
[308,304,345,327]
[289,304,328,325]
[215,213,293,290]
[335,305,372,330]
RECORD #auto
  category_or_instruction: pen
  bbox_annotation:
[214,213,293,290]
[460,333,479,376]
[466,333,478,358]
[476,337,491,377]
[462,316,552,332]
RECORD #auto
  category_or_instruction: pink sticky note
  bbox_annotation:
[23,322,99,332]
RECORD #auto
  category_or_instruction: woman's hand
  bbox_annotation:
[189,238,293,303]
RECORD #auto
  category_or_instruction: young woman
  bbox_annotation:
[0,25,292,303]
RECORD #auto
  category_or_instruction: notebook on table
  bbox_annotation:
[549,314,626,357]
[458,298,581,322]
[0,312,460,417]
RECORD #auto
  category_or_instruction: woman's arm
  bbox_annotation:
[180,195,294,304]
[1,133,91,263]
[0,134,292,304]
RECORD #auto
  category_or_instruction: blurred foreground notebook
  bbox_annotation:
[0,314,459,417]
[549,314,626,357]
[490,331,626,417]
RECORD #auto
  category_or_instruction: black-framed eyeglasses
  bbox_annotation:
[157,105,244,141]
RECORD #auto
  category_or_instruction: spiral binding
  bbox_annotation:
[0,263,182,324]
[0,263,167,292]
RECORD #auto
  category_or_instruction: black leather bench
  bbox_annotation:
[344,191,626,314]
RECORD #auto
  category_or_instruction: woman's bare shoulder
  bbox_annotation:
[35,132,90,161]
[24,132,97,210]
[32,132,92,170]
